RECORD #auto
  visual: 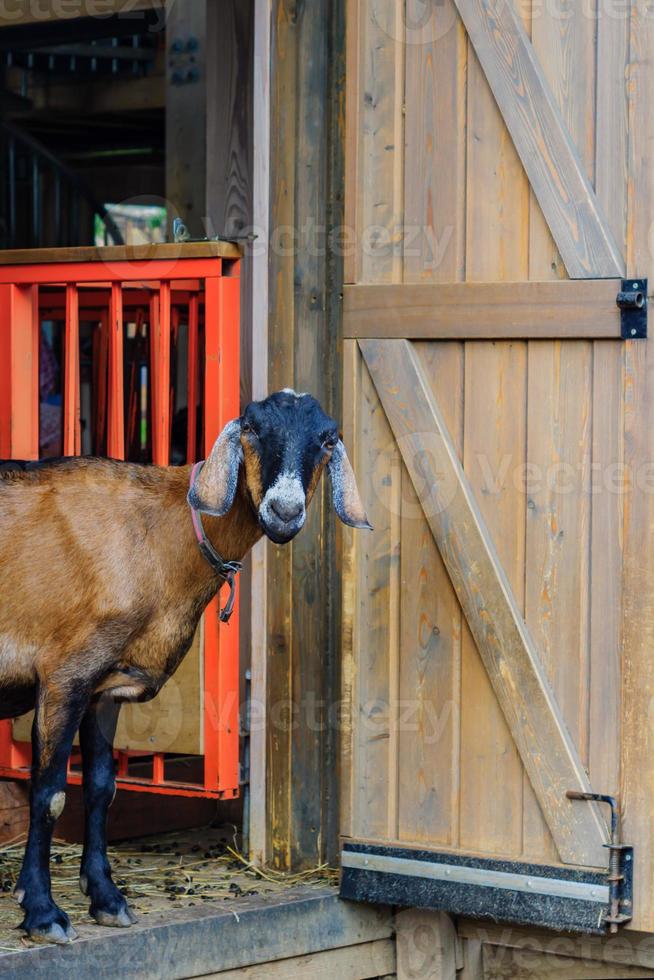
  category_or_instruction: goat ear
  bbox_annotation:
[327,440,372,530]
[188,419,243,516]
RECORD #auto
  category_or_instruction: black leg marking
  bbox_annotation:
[15,679,91,944]
[79,697,136,928]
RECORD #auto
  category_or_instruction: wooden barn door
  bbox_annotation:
[339,0,644,932]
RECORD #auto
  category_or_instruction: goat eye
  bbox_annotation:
[242,422,253,435]
[323,435,338,450]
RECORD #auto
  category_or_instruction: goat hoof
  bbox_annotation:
[25,922,76,945]
[12,886,25,904]
[93,905,137,928]
[19,907,77,945]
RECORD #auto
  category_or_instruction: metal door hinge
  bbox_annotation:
[617,279,648,339]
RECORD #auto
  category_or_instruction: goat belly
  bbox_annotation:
[0,682,36,719]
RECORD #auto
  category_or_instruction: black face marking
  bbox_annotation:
[242,391,338,496]
[241,391,339,543]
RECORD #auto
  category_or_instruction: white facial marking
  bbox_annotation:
[280,388,308,398]
[259,472,306,528]
[49,791,66,820]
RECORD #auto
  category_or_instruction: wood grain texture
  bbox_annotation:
[595,0,629,262]
[588,342,624,799]
[620,0,654,932]
[0,242,242,265]
[458,342,525,859]
[266,0,345,870]
[340,339,360,840]
[360,338,608,868]
[343,280,623,339]
[525,341,593,761]
[352,357,400,840]
[397,342,463,846]
[453,0,623,279]
[403,0,466,283]
[353,0,405,283]
[203,938,395,979]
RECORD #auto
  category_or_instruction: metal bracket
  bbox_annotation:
[567,792,633,932]
[617,279,648,339]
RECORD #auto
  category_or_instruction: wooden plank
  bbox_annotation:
[266,0,345,870]
[620,0,654,934]
[397,343,463,847]
[360,338,608,868]
[481,946,654,980]
[459,918,654,971]
[343,0,361,286]
[343,281,622,339]
[459,342,526,859]
[352,357,400,840]
[595,5,629,262]
[248,0,272,866]
[463,39,531,858]
[452,0,623,279]
[396,909,457,980]
[465,7,530,287]
[202,938,395,979]
[340,339,361,840]
[0,887,393,980]
[402,0,466,283]
[0,242,241,265]
[588,343,623,799]
[527,0,597,280]
[353,0,405,283]
[525,342,593,761]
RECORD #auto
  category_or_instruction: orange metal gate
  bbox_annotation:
[0,243,241,799]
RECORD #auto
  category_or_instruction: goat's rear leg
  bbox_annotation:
[15,679,90,944]
[78,697,136,927]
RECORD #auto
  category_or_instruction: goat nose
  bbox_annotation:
[270,498,303,522]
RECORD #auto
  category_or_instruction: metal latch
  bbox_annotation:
[567,792,633,932]
[617,279,648,339]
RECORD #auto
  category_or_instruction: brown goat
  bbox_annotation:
[0,389,369,944]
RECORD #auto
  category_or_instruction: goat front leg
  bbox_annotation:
[15,677,91,944]
[78,697,136,927]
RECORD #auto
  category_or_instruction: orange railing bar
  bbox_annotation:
[187,294,199,462]
[151,281,171,466]
[107,282,124,458]
[63,283,81,456]
[203,269,240,793]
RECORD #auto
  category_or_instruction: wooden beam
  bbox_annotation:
[360,339,608,868]
[201,939,395,979]
[0,242,241,266]
[266,0,345,871]
[452,0,624,279]
[344,280,623,339]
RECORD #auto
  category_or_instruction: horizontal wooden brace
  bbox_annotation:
[344,280,625,340]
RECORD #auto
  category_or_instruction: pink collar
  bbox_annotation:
[188,461,241,623]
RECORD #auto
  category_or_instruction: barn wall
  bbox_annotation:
[341,0,654,933]
[264,0,346,870]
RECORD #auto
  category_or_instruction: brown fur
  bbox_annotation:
[0,458,262,755]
